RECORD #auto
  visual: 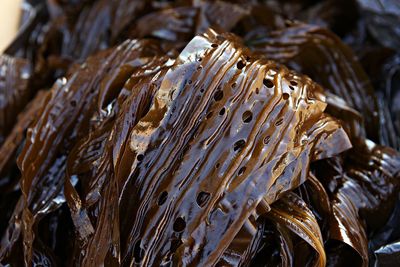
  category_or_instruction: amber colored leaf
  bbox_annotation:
[267,192,326,267]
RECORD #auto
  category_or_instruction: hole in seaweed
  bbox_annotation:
[237,60,246,70]
[233,139,246,152]
[134,240,144,263]
[242,111,253,123]
[70,100,77,107]
[238,166,246,176]
[282,93,289,100]
[197,66,203,71]
[158,191,168,206]
[255,88,259,94]
[263,79,274,88]
[289,86,295,90]
[196,191,211,207]
[231,82,237,88]
[173,217,186,232]
[188,80,192,85]
[264,135,271,145]
[219,107,226,116]
[215,162,220,168]
[214,90,224,101]
[137,154,144,162]
[290,80,297,86]
[211,43,218,48]
[197,57,202,62]
[200,88,204,93]
[275,118,284,126]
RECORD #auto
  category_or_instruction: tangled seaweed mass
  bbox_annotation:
[0,0,400,266]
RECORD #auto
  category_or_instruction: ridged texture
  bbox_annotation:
[109,29,350,266]
[246,22,380,142]
[1,1,400,266]
[0,55,32,144]
[313,140,400,266]
[267,192,326,267]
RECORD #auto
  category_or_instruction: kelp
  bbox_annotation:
[1,0,400,266]
[219,191,326,267]
[110,30,349,266]
[312,139,400,266]
[64,43,171,266]
[246,22,380,142]
[0,55,32,144]
[374,240,400,266]
[356,0,400,50]
[378,54,400,150]
[1,39,171,265]
[0,90,49,238]
[267,192,326,267]
[0,90,48,180]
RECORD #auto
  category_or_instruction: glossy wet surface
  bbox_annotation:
[0,1,399,266]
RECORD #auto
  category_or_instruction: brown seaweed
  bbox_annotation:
[312,139,400,266]
[0,39,170,265]
[0,1,400,266]
[111,29,349,266]
[267,192,326,267]
[246,22,380,142]
[0,55,32,144]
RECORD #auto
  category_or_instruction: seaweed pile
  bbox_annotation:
[0,0,399,266]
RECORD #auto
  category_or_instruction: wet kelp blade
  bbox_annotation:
[6,39,169,265]
[267,192,326,267]
[113,29,350,265]
[247,22,380,143]
[0,0,399,266]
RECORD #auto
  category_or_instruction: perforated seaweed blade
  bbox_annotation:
[0,39,170,266]
[246,22,380,143]
[113,29,351,266]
